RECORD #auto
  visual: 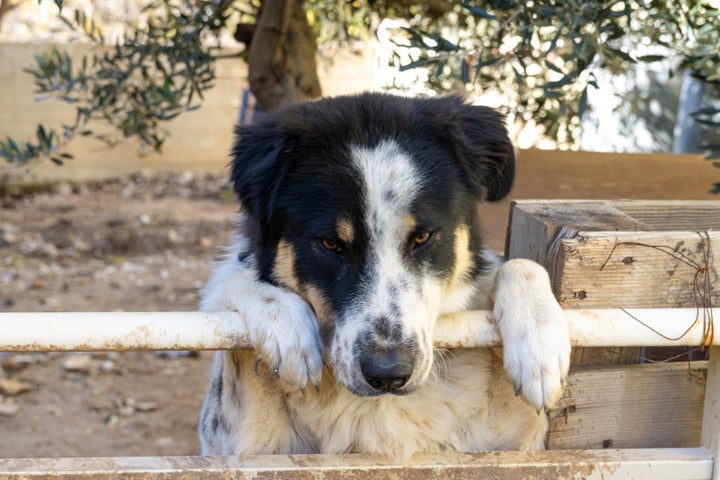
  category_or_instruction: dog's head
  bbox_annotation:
[231,93,514,396]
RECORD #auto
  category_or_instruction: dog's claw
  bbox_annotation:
[514,384,522,397]
[233,277,323,392]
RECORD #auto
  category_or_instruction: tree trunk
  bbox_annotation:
[0,0,19,31]
[246,0,322,112]
[672,69,706,153]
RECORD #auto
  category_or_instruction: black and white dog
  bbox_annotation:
[199,93,570,460]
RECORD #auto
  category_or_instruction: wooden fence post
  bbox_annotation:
[703,346,720,480]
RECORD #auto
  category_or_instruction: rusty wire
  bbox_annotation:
[600,231,715,350]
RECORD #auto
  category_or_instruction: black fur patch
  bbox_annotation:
[229,93,513,336]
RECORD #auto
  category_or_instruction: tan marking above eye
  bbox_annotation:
[402,213,417,229]
[336,218,355,244]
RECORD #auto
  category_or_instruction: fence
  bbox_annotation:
[0,309,718,479]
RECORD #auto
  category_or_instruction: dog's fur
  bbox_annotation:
[198,93,571,460]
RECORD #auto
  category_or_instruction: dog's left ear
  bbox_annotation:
[229,117,285,223]
[442,100,516,202]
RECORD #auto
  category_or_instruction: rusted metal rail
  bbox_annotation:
[0,448,714,479]
[0,308,717,352]
[0,312,717,479]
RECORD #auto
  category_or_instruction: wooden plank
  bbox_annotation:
[505,200,652,266]
[555,231,720,309]
[506,201,720,308]
[507,201,720,365]
[612,200,720,231]
[0,449,713,480]
[548,361,707,450]
[506,200,652,364]
[702,347,720,480]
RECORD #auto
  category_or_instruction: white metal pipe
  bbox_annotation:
[0,308,716,352]
[0,448,713,479]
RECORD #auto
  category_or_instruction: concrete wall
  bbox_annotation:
[0,43,376,184]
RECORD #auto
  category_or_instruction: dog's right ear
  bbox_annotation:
[229,118,284,223]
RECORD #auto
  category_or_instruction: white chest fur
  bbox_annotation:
[284,348,543,460]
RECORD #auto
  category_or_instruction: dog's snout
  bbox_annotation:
[360,350,414,393]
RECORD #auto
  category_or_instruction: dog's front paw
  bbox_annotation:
[223,271,323,391]
[492,259,571,412]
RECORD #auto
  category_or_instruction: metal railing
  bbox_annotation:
[0,309,717,479]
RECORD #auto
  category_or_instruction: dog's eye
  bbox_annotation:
[321,239,341,252]
[413,231,433,247]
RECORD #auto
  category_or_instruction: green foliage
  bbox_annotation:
[306,0,443,44]
[3,0,719,170]
[1,0,231,166]
[400,0,720,154]
[307,0,374,43]
[3,0,385,167]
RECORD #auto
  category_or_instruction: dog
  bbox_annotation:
[198,93,571,460]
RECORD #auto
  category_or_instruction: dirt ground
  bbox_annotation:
[0,150,717,459]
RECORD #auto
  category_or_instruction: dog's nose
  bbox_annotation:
[360,351,414,393]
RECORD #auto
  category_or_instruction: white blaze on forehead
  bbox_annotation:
[348,140,425,318]
[330,141,438,389]
[351,140,423,241]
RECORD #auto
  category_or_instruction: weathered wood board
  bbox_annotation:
[611,200,720,231]
[701,347,720,477]
[507,200,719,309]
[505,201,652,268]
[548,361,708,450]
[508,200,717,450]
[507,200,719,365]
[552,230,719,309]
